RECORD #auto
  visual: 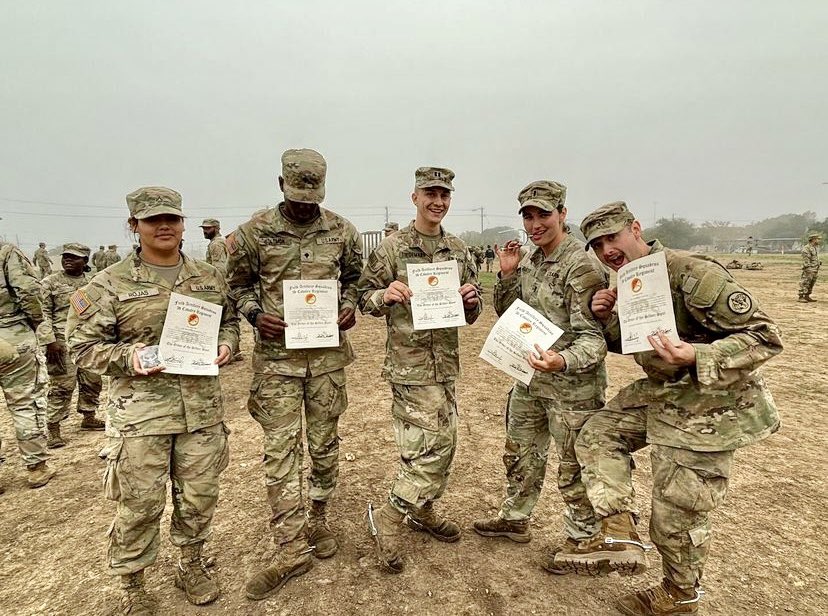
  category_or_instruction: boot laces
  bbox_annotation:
[604,537,653,550]
[179,557,212,583]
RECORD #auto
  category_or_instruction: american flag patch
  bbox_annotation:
[70,290,92,315]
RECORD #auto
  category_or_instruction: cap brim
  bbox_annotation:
[61,250,88,257]
[418,181,455,191]
[133,205,185,220]
[583,220,629,250]
[284,185,325,204]
[518,199,557,213]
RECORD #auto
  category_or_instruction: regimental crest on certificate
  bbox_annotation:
[406,260,467,331]
[616,251,680,354]
[479,299,564,385]
[282,280,340,349]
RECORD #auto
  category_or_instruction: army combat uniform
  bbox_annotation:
[41,259,103,433]
[101,245,121,269]
[92,247,107,272]
[798,234,821,301]
[476,181,608,550]
[34,245,52,279]
[67,189,239,588]
[358,221,482,517]
[0,242,54,486]
[205,235,228,276]
[557,204,782,614]
[227,200,363,554]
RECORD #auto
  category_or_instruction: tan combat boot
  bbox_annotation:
[552,512,650,576]
[308,500,338,559]
[47,423,65,449]
[406,501,461,542]
[27,461,56,488]
[539,537,579,574]
[473,515,531,543]
[245,540,314,601]
[174,543,219,605]
[616,578,704,615]
[120,570,155,616]
[367,502,406,573]
[80,411,106,431]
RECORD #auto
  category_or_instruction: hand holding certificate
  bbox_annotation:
[158,292,223,376]
[479,299,564,385]
[407,260,467,330]
[616,251,680,354]
[283,280,340,349]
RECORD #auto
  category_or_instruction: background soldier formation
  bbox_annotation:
[1,150,800,616]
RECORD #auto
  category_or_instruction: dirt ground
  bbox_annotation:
[1,255,826,616]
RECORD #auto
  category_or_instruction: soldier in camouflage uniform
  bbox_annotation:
[552,202,782,615]
[384,221,400,237]
[101,244,121,268]
[41,243,105,448]
[67,187,238,615]
[92,245,106,272]
[358,166,482,573]
[226,149,363,600]
[472,181,608,574]
[798,230,821,302]
[199,218,229,276]
[0,241,56,492]
[33,242,52,279]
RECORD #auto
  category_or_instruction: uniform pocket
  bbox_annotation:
[101,439,124,501]
[391,383,439,431]
[660,458,731,513]
[247,375,302,428]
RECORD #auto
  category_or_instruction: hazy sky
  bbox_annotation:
[1,1,827,255]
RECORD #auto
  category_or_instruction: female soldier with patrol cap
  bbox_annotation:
[67,186,239,615]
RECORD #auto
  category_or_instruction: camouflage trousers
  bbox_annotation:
[46,347,102,424]
[248,369,347,545]
[387,382,458,513]
[498,384,600,540]
[799,267,819,297]
[102,422,229,575]
[0,323,49,467]
[576,404,733,590]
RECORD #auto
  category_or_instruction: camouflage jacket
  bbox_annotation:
[67,250,240,436]
[358,221,482,385]
[206,235,229,275]
[33,247,51,269]
[92,249,106,270]
[41,271,93,343]
[101,250,121,268]
[0,243,51,345]
[226,204,363,377]
[494,234,608,406]
[604,240,782,451]
[802,244,820,270]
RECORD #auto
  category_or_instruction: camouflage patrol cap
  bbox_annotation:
[384,221,399,232]
[415,167,455,191]
[108,244,117,249]
[199,218,220,228]
[281,148,326,204]
[517,180,567,213]
[580,201,636,249]
[126,186,184,220]
[807,230,823,240]
[61,242,90,258]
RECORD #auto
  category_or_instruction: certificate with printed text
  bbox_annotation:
[283,280,340,349]
[159,292,222,376]
[617,251,680,354]
[479,299,564,385]
[407,260,467,330]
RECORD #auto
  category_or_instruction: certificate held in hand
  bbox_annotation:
[283,280,340,349]
[406,260,467,331]
[159,292,223,376]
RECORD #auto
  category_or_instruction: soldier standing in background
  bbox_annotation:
[798,230,821,302]
[199,218,229,276]
[384,221,399,237]
[40,242,104,448]
[227,149,363,601]
[472,181,608,574]
[0,240,56,492]
[92,245,106,271]
[101,244,121,268]
[484,244,495,272]
[67,187,238,614]
[358,166,481,573]
[553,202,782,616]
[34,242,52,278]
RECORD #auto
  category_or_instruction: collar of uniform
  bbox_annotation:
[647,239,664,255]
[128,250,199,288]
[530,233,578,264]
[401,220,450,253]
[272,203,332,237]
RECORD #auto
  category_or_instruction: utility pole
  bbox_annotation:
[385,206,389,225]
[472,207,484,235]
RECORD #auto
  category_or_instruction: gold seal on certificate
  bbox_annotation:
[617,251,680,354]
[158,292,223,375]
[283,280,340,349]
[406,260,467,331]
[479,299,564,385]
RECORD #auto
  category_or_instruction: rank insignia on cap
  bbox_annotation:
[532,189,538,197]
[70,289,92,315]
[726,291,752,314]
[433,171,443,178]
